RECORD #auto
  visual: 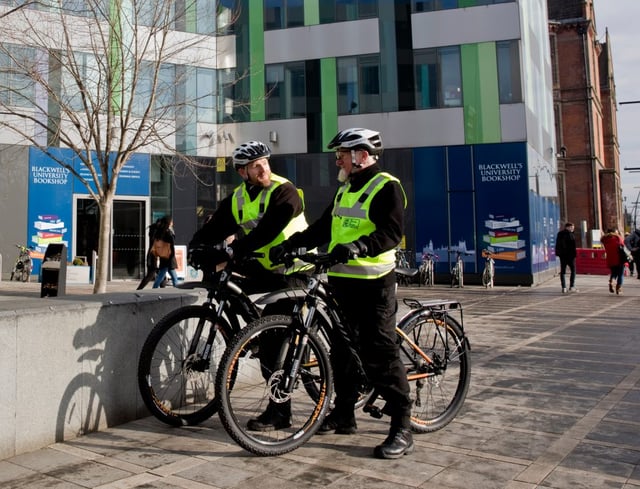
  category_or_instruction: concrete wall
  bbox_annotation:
[0,145,30,279]
[0,290,201,459]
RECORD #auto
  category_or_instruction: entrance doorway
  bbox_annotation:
[75,198,148,280]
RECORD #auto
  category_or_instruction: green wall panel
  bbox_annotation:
[320,58,338,152]
[249,0,265,121]
[461,42,501,144]
[305,1,320,25]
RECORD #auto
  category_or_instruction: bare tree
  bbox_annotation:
[0,1,239,292]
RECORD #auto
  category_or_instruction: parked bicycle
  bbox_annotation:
[10,244,33,282]
[418,251,438,287]
[137,244,299,427]
[215,250,471,456]
[449,248,467,288]
[481,249,495,288]
[395,248,415,286]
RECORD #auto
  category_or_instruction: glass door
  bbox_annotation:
[112,200,146,280]
[75,198,147,280]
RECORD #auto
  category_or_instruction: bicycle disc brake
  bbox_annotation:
[182,353,208,374]
[267,369,292,403]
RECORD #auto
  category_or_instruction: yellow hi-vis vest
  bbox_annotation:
[328,172,406,279]
[231,174,308,272]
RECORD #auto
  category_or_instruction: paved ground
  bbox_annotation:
[1,273,639,488]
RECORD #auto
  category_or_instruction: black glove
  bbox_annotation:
[330,240,367,263]
[269,239,297,266]
[210,247,233,265]
[188,244,231,270]
[187,242,205,269]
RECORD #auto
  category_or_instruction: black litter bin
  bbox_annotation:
[41,243,67,297]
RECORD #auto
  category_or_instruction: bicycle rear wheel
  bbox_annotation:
[399,313,470,433]
[482,265,493,288]
[425,261,434,286]
[138,305,233,426]
[216,315,333,456]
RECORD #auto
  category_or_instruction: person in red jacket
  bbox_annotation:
[601,228,626,295]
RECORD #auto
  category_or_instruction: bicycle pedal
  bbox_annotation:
[363,404,384,419]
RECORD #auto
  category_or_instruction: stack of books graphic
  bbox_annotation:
[483,215,526,261]
[31,215,67,253]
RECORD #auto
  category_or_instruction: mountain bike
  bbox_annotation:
[10,244,33,282]
[481,249,495,288]
[215,250,471,456]
[418,251,438,286]
[137,244,303,427]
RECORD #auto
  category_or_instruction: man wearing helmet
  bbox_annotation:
[188,140,309,430]
[270,128,413,459]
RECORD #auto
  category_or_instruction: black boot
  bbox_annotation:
[373,427,414,459]
[246,402,291,431]
[317,410,357,435]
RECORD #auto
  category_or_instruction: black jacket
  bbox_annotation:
[555,229,577,259]
[287,164,405,288]
[190,177,304,258]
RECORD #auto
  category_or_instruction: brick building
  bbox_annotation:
[548,0,624,247]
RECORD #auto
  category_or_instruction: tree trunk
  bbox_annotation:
[93,197,113,294]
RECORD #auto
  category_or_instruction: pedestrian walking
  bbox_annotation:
[601,228,626,295]
[555,221,578,293]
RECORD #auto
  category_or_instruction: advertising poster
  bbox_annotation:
[72,152,150,196]
[27,148,74,275]
[473,142,530,274]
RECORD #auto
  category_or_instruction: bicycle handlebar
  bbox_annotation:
[275,248,344,271]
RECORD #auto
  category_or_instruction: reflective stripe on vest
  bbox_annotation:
[328,172,406,279]
[231,174,308,272]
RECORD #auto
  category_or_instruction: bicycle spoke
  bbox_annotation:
[216,316,333,456]
[399,315,470,432]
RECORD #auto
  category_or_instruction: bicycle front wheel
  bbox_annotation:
[138,305,234,426]
[216,315,333,456]
[399,313,470,433]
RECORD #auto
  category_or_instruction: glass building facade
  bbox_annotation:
[0,0,558,285]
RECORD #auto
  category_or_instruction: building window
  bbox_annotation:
[196,0,236,34]
[0,44,35,108]
[134,62,176,118]
[196,67,236,123]
[218,68,236,123]
[337,55,381,115]
[320,0,377,24]
[496,40,522,103]
[197,68,217,123]
[414,46,461,109]
[413,0,457,12]
[412,0,514,12]
[61,52,103,112]
[265,0,304,30]
[265,62,306,120]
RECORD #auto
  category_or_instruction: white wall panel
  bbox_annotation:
[264,19,379,64]
[412,3,520,48]
[337,108,465,149]
[500,103,527,142]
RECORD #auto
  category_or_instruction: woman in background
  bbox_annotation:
[601,228,625,295]
[152,216,179,288]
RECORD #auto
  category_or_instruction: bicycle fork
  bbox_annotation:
[184,301,226,373]
[278,301,316,395]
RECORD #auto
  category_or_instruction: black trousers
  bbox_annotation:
[329,275,412,427]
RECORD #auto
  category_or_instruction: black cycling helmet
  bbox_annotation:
[232,140,271,169]
[327,128,383,156]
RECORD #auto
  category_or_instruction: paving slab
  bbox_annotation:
[1,274,639,488]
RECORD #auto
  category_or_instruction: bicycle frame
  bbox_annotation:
[258,252,466,411]
[176,261,262,367]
